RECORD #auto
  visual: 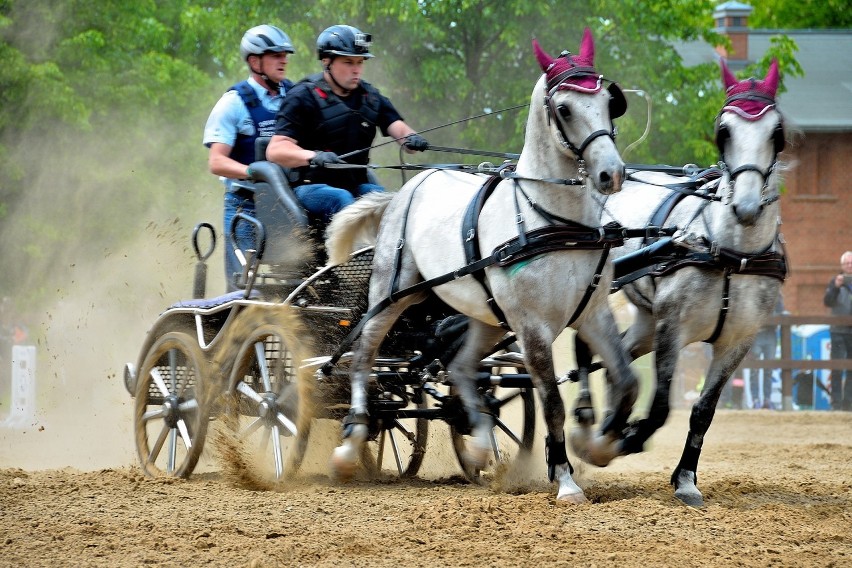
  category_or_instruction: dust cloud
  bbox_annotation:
[0,105,224,470]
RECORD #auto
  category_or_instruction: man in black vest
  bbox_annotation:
[267,25,428,225]
[823,250,852,410]
[203,24,294,290]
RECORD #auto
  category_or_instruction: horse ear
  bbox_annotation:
[720,58,738,90]
[764,58,780,97]
[532,38,554,72]
[578,27,595,65]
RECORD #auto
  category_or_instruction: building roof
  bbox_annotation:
[676,30,852,132]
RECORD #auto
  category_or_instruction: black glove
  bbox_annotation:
[403,134,429,152]
[309,151,344,168]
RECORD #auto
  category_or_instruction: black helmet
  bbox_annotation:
[240,24,295,60]
[317,25,374,60]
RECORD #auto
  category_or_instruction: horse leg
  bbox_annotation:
[329,296,422,481]
[620,316,683,455]
[569,309,638,467]
[671,341,752,506]
[621,306,656,361]
[573,336,596,427]
[517,325,586,503]
[446,319,507,471]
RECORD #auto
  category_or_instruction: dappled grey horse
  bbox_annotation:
[589,59,787,506]
[324,29,636,502]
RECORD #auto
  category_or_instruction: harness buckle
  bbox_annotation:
[515,213,524,225]
[740,257,748,272]
[708,240,719,258]
[495,245,513,264]
[465,228,475,242]
[645,225,659,240]
[395,238,405,250]
[590,273,602,288]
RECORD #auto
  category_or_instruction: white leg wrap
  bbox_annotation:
[465,416,493,471]
[554,463,587,503]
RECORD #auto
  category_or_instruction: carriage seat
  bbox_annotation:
[169,289,260,310]
[230,137,380,292]
[227,137,335,292]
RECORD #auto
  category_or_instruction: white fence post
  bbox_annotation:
[3,345,36,427]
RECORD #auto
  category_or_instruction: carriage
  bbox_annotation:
[123,141,539,484]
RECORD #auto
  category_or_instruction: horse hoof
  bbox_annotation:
[570,428,622,467]
[584,432,623,467]
[330,445,359,482]
[568,425,592,458]
[673,470,704,507]
[554,463,588,504]
[463,444,490,472]
[329,424,367,483]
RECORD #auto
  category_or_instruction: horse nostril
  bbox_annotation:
[733,204,759,225]
[599,171,612,184]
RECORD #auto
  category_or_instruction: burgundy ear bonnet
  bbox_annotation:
[533,27,627,118]
[720,58,779,120]
[716,58,785,156]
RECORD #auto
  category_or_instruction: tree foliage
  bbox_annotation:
[0,0,812,307]
[748,0,852,29]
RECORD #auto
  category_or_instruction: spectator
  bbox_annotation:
[747,293,785,409]
[822,250,852,411]
[203,24,295,290]
[266,24,428,226]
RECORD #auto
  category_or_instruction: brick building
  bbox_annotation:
[677,1,852,314]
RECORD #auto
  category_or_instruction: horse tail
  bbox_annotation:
[325,192,395,266]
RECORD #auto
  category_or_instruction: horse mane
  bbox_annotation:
[325,192,395,266]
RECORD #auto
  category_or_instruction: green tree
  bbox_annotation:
[748,0,852,28]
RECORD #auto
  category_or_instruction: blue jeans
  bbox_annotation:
[829,331,852,410]
[294,183,384,225]
[223,191,257,291]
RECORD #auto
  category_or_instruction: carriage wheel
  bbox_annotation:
[134,331,210,478]
[219,322,312,487]
[449,352,536,482]
[359,395,428,479]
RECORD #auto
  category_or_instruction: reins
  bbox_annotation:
[323,160,590,186]
[336,102,530,162]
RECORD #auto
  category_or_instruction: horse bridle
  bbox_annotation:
[542,61,627,174]
[714,92,786,208]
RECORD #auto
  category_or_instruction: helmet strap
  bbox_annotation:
[325,59,352,96]
[249,54,282,94]
[261,73,280,93]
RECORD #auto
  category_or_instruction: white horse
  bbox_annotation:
[591,59,787,506]
[324,29,635,503]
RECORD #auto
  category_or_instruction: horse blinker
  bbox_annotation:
[607,83,627,119]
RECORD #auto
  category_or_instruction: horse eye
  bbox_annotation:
[557,104,571,120]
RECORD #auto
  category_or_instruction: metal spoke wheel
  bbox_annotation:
[134,331,210,478]
[220,322,311,487]
[450,352,536,482]
[359,393,428,479]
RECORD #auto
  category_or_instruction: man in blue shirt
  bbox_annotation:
[203,24,295,290]
[266,25,427,226]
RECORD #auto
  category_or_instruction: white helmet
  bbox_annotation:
[240,25,294,60]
